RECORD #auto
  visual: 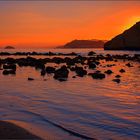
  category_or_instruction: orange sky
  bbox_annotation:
[0,1,140,48]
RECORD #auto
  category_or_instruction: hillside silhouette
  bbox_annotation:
[104,21,140,50]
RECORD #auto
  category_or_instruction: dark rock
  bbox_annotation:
[88,62,96,69]
[69,66,76,71]
[95,70,101,73]
[28,77,34,81]
[65,57,75,66]
[46,66,55,73]
[3,69,16,75]
[75,66,87,77]
[88,51,96,56]
[91,72,105,79]
[3,58,16,64]
[105,70,113,74]
[119,69,125,73]
[3,64,16,70]
[94,61,100,65]
[113,78,121,83]
[88,73,93,76]
[41,69,46,76]
[35,62,45,70]
[57,78,67,82]
[126,63,133,67]
[52,57,64,64]
[54,65,69,80]
[115,75,121,78]
[84,66,87,69]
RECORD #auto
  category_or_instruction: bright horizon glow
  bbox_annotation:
[0,1,140,48]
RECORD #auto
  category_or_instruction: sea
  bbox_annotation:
[0,48,140,140]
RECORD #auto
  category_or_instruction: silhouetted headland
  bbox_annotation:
[104,21,140,50]
[60,39,106,48]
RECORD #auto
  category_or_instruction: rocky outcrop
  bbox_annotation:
[62,40,105,48]
[104,22,140,50]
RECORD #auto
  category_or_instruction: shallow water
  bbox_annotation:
[0,49,140,140]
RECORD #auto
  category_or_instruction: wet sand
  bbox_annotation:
[0,121,41,139]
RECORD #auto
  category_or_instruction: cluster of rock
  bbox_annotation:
[2,64,16,75]
[0,51,138,82]
[0,52,77,56]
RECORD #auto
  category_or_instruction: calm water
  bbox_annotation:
[0,48,140,140]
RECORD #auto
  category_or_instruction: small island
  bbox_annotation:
[4,46,15,49]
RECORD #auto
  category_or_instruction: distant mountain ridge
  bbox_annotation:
[60,39,106,49]
[104,21,140,50]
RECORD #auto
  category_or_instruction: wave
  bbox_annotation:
[17,110,96,140]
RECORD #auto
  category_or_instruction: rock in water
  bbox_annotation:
[104,22,140,50]
[28,77,34,81]
[46,66,55,73]
[88,62,96,69]
[53,65,69,81]
[105,70,113,74]
[115,75,121,78]
[88,51,96,56]
[3,70,16,75]
[3,64,16,71]
[113,79,121,83]
[119,69,125,73]
[75,66,87,77]
[91,72,105,79]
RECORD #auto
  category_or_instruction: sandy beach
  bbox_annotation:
[0,121,41,139]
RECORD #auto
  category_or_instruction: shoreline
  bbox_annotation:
[0,120,42,139]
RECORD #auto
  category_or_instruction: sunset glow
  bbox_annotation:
[0,1,140,48]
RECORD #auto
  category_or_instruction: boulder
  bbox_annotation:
[75,66,87,77]
[53,65,69,81]
[88,62,96,69]
[88,51,96,56]
[126,63,133,67]
[91,72,105,79]
[41,69,46,76]
[3,69,16,75]
[115,75,121,78]
[28,77,34,81]
[119,69,125,73]
[3,64,16,71]
[104,70,113,74]
[46,66,55,73]
[113,78,121,83]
